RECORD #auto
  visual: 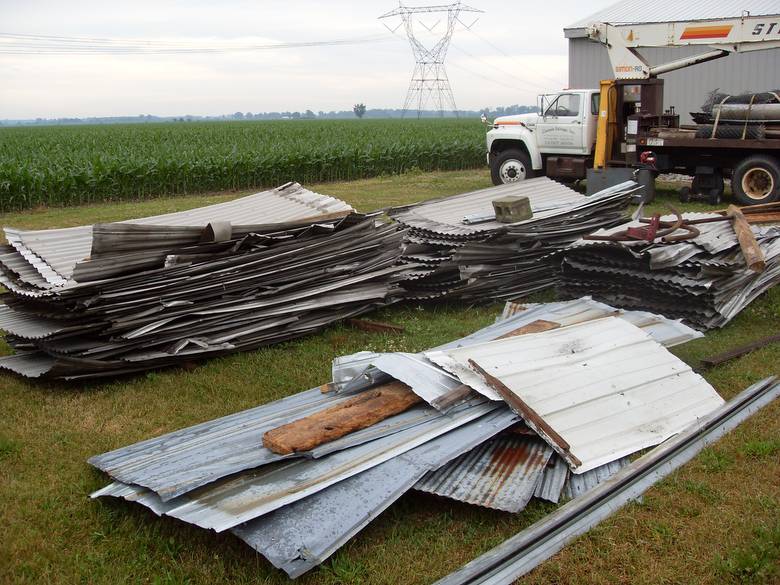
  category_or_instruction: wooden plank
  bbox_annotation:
[701,333,780,368]
[727,205,766,272]
[263,381,422,455]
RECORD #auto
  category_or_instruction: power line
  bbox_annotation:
[463,27,566,87]
[0,32,397,55]
[449,43,555,93]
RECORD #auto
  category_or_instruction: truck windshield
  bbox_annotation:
[543,94,580,117]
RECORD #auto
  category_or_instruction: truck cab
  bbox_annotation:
[487,89,600,185]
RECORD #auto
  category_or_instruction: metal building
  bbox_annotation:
[565,0,780,123]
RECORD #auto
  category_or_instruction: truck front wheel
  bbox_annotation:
[491,149,535,186]
[732,155,780,206]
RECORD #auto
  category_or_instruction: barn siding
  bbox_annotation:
[567,38,780,123]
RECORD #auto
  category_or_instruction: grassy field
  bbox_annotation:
[0,119,485,212]
[1,169,779,585]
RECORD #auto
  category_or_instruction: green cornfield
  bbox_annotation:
[0,119,486,211]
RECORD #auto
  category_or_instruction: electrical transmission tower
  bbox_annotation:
[380,2,481,118]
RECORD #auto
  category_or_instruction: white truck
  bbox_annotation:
[487,89,600,185]
[486,15,780,205]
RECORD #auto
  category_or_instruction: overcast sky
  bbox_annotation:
[0,0,615,118]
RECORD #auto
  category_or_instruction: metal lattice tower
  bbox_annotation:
[380,2,482,118]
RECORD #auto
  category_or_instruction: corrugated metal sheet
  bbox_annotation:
[4,182,354,285]
[391,180,637,301]
[371,352,464,407]
[498,297,703,348]
[89,387,349,501]
[567,37,780,124]
[95,407,519,579]
[231,407,518,578]
[533,456,570,504]
[426,317,725,473]
[566,0,780,29]
[1,213,409,379]
[415,434,553,513]
[563,457,630,499]
[98,401,499,533]
[391,178,590,236]
[562,219,780,329]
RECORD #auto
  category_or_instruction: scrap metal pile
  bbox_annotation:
[89,297,727,579]
[559,209,780,329]
[0,183,409,379]
[390,177,639,300]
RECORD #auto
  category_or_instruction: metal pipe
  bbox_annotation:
[649,49,728,76]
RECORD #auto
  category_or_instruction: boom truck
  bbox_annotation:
[486,13,780,205]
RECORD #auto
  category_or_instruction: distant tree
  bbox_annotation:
[353,103,367,118]
[245,112,253,119]
[233,111,244,119]
[304,109,315,119]
[291,111,301,119]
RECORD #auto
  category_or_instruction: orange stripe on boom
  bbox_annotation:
[680,25,732,40]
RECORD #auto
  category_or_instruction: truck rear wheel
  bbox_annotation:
[732,155,780,206]
[491,149,535,186]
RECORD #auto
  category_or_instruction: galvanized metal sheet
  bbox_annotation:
[232,407,519,578]
[564,457,630,500]
[3,183,354,284]
[126,401,499,532]
[371,352,463,406]
[88,387,350,501]
[562,219,780,329]
[427,317,725,473]
[533,455,569,504]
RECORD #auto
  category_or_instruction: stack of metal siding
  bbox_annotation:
[390,178,639,300]
[89,298,713,579]
[558,213,780,329]
[0,183,410,379]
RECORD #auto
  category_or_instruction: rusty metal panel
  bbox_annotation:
[415,434,553,513]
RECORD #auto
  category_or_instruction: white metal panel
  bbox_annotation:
[426,317,724,473]
[566,0,780,29]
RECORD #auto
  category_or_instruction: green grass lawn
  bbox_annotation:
[1,169,779,585]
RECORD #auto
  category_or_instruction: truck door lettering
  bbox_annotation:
[752,23,764,35]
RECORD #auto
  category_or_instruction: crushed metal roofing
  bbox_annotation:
[427,316,724,473]
[390,179,638,301]
[3,182,354,285]
[561,215,780,329]
[415,433,553,513]
[87,298,715,579]
[0,195,410,379]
